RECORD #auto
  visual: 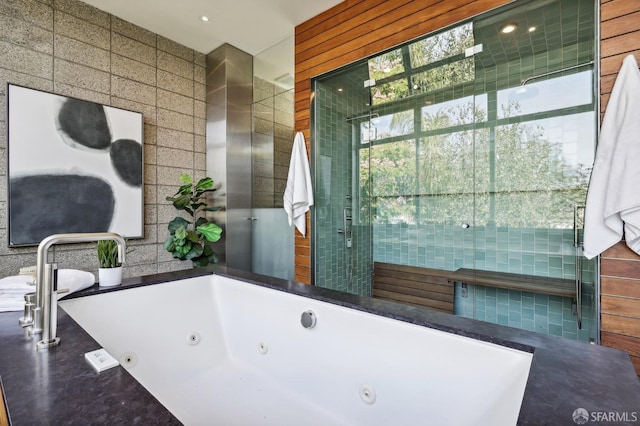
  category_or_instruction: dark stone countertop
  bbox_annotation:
[0,311,181,425]
[1,266,639,425]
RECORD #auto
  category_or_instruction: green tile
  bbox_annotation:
[485,296,497,308]
[509,311,522,324]
[548,301,562,316]
[549,256,562,268]
[522,319,535,331]
[509,290,522,301]
[497,314,509,326]
[535,304,548,316]
[549,324,563,337]
[475,309,486,321]
[535,294,548,305]
[486,306,497,322]
[549,312,563,326]
[497,303,509,315]
[522,308,534,320]
[534,315,548,333]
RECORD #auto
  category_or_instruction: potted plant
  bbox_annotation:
[96,239,123,287]
[164,174,223,267]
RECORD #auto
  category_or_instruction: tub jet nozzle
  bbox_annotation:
[301,310,317,329]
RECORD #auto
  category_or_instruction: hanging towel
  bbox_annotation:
[283,132,314,236]
[584,54,640,259]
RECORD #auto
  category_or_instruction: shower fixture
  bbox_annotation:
[337,195,354,286]
[345,112,379,122]
[521,61,594,86]
[573,205,586,330]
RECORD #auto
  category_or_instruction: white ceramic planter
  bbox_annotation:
[98,266,122,287]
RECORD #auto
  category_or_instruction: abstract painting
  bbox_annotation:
[7,84,144,246]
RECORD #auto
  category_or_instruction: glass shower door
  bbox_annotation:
[465,0,598,341]
[313,64,373,296]
[251,61,296,281]
[311,0,598,343]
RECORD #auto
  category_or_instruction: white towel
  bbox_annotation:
[283,132,314,236]
[0,275,35,312]
[584,54,640,259]
[0,269,96,312]
[56,269,96,299]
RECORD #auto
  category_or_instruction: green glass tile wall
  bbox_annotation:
[312,0,596,342]
[314,82,372,296]
[453,284,595,341]
[372,223,596,341]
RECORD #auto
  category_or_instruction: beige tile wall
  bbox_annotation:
[0,0,207,278]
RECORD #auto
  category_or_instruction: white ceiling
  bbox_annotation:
[80,0,343,56]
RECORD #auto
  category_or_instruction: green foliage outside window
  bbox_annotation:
[359,21,593,229]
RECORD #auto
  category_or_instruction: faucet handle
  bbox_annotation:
[18,292,36,327]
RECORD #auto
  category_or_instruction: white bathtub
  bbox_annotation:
[59,274,533,426]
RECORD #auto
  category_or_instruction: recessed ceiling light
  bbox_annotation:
[528,26,537,32]
[383,67,391,73]
[500,23,517,34]
[200,16,209,22]
[337,88,343,92]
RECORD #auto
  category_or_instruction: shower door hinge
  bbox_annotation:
[363,79,376,88]
[465,44,483,57]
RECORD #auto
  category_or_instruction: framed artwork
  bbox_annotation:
[7,84,144,246]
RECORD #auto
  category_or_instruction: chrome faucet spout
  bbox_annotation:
[31,232,126,349]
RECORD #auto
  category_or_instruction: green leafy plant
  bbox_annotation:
[96,240,121,268]
[164,174,223,267]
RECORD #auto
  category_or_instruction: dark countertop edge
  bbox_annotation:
[5,266,640,425]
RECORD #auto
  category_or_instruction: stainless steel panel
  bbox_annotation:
[206,44,253,270]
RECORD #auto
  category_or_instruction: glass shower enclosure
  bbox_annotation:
[312,0,598,342]
[250,37,296,281]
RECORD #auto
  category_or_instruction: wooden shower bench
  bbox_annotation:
[372,262,454,313]
[447,268,575,298]
[372,263,576,315]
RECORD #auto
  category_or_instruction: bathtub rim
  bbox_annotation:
[63,265,535,353]
[60,272,535,426]
[57,265,640,425]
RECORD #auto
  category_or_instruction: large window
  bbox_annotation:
[358,20,595,229]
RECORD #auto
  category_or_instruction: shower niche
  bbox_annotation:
[312,0,598,343]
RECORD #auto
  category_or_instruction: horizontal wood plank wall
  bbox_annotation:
[293,0,512,284]
[373,263,454,313]
[600,244,640,375]
[600,0,640,114]
[600,0,640,376]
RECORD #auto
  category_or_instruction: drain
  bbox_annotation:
[258,341,269,355]
[359,384,376,405]
[119,352,138,369]
[187,332,201,346]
